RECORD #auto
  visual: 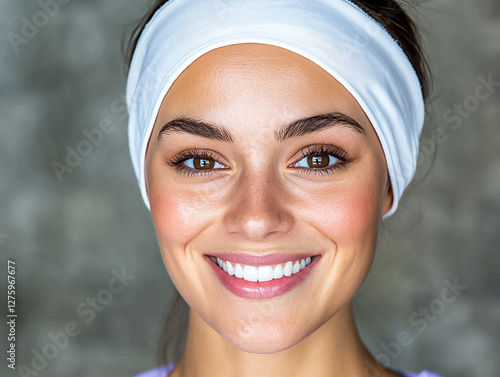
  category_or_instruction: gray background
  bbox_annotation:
[0,0,498,376]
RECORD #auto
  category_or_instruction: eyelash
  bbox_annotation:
[166,144,352,177]
[291,144,352,176]
[166,148,223,177]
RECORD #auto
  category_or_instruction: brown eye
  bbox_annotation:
[308,154,330,168]
[193,157,215,169]
[295,152,340,169]
[167,148,229,177]
[290,144,352,177]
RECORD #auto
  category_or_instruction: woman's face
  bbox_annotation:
[145,44,392,353]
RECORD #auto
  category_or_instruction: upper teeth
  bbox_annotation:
[215,257,312,282]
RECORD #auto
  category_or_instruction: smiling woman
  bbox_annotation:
[124,1,439,377]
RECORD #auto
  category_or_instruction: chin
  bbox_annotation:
[220,320,313,354]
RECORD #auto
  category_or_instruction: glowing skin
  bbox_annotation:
[145,44,398,377]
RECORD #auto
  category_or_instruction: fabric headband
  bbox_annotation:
[127,0,425,218]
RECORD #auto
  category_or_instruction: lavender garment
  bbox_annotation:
[395,370,444,377]
[134,364,175,377]
[134,365,443,377]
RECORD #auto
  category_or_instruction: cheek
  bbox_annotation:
[338,184,381,240]
[299,164,385,298]
[146,154,217,247]
[148,183,220,306]
[309,178,383,247]
[298,174,383,314]
[150,189,218,249]
[151,194,197,245]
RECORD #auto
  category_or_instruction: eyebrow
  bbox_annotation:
[157,112,365,142]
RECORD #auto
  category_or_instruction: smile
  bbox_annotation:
[213,256,312,282]
[206,254,320,299]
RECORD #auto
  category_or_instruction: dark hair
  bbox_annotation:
[123,0,432,367]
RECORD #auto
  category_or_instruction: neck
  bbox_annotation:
[172,302,393,377]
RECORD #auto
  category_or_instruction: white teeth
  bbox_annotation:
[234,263,244,278]
[215,257,313,282]
[227,261,235,276]
[243,265,258,282]
[273,264,284,279]
[257,265,274,282]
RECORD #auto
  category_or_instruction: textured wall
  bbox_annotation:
[0,1,498,376]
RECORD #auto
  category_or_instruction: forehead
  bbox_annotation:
[156,43,371,134]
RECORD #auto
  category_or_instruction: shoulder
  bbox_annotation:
[134,363,175,377]
[393,369,443,377]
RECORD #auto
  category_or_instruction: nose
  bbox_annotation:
[223,168,295,241]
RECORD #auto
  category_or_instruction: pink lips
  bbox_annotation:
[205,254,320,299]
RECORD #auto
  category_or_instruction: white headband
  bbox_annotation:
[127,0,425,218]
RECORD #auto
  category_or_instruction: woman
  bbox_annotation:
[125,1,441,376]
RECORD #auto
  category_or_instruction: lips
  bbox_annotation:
[205,253,320,299]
